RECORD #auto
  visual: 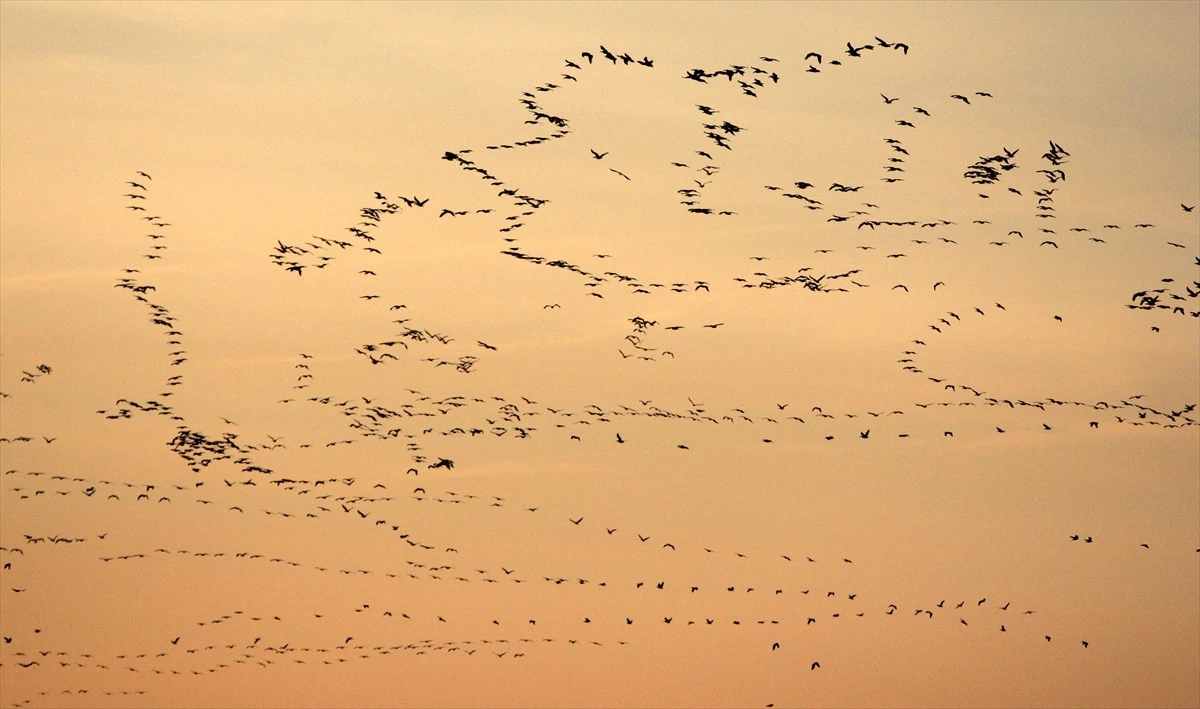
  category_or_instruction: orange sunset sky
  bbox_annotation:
[1,2,1198,708]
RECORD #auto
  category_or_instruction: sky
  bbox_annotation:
[1,1,1198,707]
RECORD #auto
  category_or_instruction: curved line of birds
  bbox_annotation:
[6,461,1187,579]
[1,466,868,582]
[253,238,1197,453]
[111,171,192,415]
[275,364,1196,458]
[256,42,1197,389]
[2,584,1088,676]
[1,626,614,709]
[84,217,1198,493]
[3,452,1187,682]
[50,260,1200,479]
[4,397,1190,686]
[4,525,1100,685]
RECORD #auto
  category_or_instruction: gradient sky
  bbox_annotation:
[1,2,1198,708]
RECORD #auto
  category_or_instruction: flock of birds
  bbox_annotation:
[1,36,1198,709]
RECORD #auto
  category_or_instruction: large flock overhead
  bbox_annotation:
[2,25,1198,709]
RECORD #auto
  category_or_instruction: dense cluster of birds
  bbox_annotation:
[2,37,1197,709]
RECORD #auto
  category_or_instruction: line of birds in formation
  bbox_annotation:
[260,39,1197,383]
